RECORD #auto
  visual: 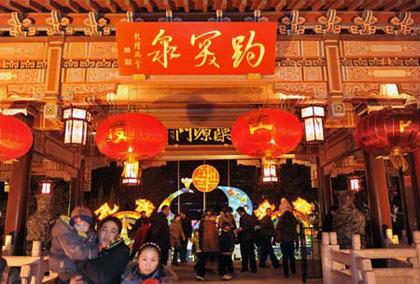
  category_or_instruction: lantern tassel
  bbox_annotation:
[389,148,409,172]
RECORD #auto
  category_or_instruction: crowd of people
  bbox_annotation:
[1,198,301,284]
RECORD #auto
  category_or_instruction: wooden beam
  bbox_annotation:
[133,0,154,12]
[0,1,21,12]
[275,0,287,11]
[183,0,189,12]
[114,0,134,11]
[238,0,247,12]
[52,0,79,12]
[289,0,307,10]
[346,0,364,10]
[72,0,99,11]
[400,0,420,11]
[30,0,56,11]
[93,0,116,12]
[11,0,42,12]
[202,0,208,12]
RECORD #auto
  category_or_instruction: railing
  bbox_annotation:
[2,240,56,284]
[321,231,420,284]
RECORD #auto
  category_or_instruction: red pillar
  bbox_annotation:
[4,115,34,255]
[411,149,420,230]
[364,153,392,247]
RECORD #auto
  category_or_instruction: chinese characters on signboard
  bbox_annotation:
[116,22,277,75]
[168,128,231,145]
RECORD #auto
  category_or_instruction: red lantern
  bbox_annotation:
[95,113,167,160]
[231,109,303,158]
[0,114,33,161]
[354,108,420,156]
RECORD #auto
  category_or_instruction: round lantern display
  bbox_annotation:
[231,109,303,158]
[95,113,167,160]
[0,114,33,161]
[192,164,220,193]
[354,108,420,156]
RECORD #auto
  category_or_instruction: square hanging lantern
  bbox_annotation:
[380,83,399,97]
[301,106,325,143]
[41,180,53,194]
[63,107,92,145]
[262,158,278,183]
[348,176,362,191]
[122,160,141,185]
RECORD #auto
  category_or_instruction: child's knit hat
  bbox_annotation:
[70,206,93,226]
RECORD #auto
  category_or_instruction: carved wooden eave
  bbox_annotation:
[0,10,420,36]
[0,0,419,15]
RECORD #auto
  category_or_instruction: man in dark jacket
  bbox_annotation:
[180,211,192,263]
[277,210,298,278]
[145,205,170,265]
[259,208,280,268]
[236,207,257,273]
[76,216,130,284]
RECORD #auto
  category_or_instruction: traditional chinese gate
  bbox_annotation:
[300,225,323,282]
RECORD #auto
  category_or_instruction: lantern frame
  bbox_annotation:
[40,180,53,194]
[261,158,278,183]
[63,107,91,146]
[301,105,325,143]
[121,160,141,186]
[348,176,362,192]
[380,83,399,97]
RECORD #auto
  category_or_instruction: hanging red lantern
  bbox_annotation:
[0,114,33,161]
[354,108,420,156]
[231,109,303,158]
[95,113,167,161]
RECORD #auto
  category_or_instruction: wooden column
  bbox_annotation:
[4,114,34,255]
[364,153,392,247]
[317,157,327,218]
[410,149,420,230]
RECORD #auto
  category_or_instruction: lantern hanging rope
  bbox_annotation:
[354,108,420,171]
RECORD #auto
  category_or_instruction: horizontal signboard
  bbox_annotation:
[168,128,231,145]
[116,22,277,75]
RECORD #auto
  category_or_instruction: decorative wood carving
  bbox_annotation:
[349,10,378,35]
[7,12,36,36]
[315,9,342,34]
[279,10,306,35]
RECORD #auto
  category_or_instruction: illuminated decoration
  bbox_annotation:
[301,106,325,143]
[116,22,277,75]
[380,83,399,97]
[254,199,276,220]
[158,187,194,214]
[63,107,91,145]
[192,164,220,193]
[4,181,10,193]
[348,176,362,191]
[113,211,142,245]
[262,158,278,183]
[354,108,420,170]
[134,199,155,217]
[0,114,33,161]
[121,160,141,185]
[41,180,53,194]
[94,202,120,221]
[95,113,167,161]
[292,197,315,216]
[181,177,193,190]
[218,186,253,216]
[232,109,303,158]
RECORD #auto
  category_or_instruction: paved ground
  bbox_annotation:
[170,261,322,283]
